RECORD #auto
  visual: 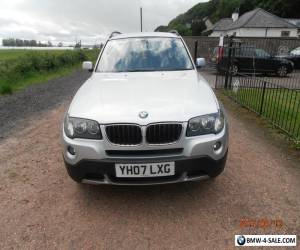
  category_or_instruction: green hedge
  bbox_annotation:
[0,49,99,94]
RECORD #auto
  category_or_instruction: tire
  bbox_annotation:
[276,65,288,77]
[229,64,239,76]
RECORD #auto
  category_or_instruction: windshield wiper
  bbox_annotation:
[123,68,193,72]
[161,68,193,71]
[126,69,156,72]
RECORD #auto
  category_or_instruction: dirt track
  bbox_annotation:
[0,70,299,249]
[0,70,91,140]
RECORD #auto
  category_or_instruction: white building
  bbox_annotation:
[210,8,300,38]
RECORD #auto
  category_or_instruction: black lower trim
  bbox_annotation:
[105,148,183,157]
[64,151,228,184]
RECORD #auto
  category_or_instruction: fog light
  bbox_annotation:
[213,141,222,151]
[67,146,76,156]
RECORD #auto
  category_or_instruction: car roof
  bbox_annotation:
[109,32,179,40]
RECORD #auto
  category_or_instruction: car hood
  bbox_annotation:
[68,70,219,125]
[275,55,293,60]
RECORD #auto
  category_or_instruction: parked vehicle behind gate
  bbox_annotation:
[214,46,294,77]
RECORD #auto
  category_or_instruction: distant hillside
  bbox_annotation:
[155,0,300,36]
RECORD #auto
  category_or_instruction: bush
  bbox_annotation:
[1,50,93,85]
[0,49,100,94]
[0,84,13,95]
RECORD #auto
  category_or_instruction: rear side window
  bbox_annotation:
[255,49,270,58]
[239,48,255,57]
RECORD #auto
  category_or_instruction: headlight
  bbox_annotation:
[64,115,102,140]
[186,110,225,137]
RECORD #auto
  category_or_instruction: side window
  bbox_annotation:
[240,48,254,57]
[232,48,242,57]
[255,49,270,58]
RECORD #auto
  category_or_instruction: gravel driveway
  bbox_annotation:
[0,70,91,140]
[0,70,299,249]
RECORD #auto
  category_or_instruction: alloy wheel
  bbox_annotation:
[277,66,288,77]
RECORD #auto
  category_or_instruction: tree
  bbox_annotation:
[255,0,300,18]
[191,20,207,36]
[31,40,37,46]
[239,0,256,15]
[74,40,81,49]
[211,0,240,22]
[24,40,30,46]
[15,39,24,46]
[155,0,300,35]
[171,23,192,36]
[155,26,169,32]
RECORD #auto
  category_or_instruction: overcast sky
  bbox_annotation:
[0,0,207,45]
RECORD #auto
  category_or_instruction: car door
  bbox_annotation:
[254,49,274,73]
[235,47,255,73]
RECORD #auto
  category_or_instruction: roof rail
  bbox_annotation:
[109,31,122,39]
[169,30,180,36]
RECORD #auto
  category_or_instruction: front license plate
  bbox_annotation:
[115,162,175,178]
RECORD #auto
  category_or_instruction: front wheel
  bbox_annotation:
[229,64,239,76]
[276,65,288,77]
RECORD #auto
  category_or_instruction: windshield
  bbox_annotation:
[96,37,194,72]
[291,47,300,55]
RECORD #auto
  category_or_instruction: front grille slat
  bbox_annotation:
[126,125,130,143]
[118,126,122,144]
[153,124,157,143]
[105,125,142,145]
[166,124,170,142]
[146,123,182,144]
[106,123,182,145]
[133,125,137,144]
[158,125,161,143]
[121,125,125,144]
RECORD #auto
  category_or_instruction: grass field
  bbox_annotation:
[225,88,300,140]
[0,50,33,60]
[0,49,99,94]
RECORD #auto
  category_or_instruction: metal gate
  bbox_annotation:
[215,36,300,142]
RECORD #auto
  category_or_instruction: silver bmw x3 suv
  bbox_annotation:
[62,31,229,185]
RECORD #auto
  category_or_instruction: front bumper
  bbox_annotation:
[64,151,228,185]
[62,122,229,185]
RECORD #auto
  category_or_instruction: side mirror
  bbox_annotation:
[82,61,93,72]
[196,58,206,68]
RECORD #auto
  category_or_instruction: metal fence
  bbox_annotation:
[184,37,221,66]
[214,36,300,142]
[184,36,300,65]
